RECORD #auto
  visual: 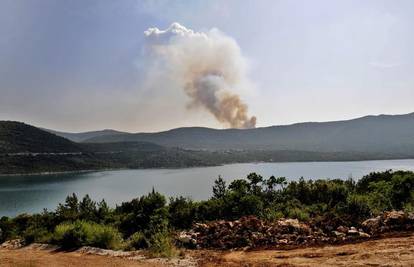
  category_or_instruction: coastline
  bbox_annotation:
[1,157,414,177]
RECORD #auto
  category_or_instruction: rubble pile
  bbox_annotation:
[362,210,414,234]
[179,211,414,249]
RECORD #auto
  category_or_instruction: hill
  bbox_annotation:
[2,113,414,174]
[44,128,126,142]
[83,113,414,156]
[0,121,82,153]
[0,121,175,174]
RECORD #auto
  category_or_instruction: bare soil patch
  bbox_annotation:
[0,233,413,266]
[194,233,414,266]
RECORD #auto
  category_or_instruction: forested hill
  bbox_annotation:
[82,113,414,155]
[44,128,126,143]
[0,121,83,153]
[1,114,414,174]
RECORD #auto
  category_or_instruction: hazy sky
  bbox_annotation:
[1,0,413,132]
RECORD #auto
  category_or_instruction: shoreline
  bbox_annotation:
[1,157,414,177]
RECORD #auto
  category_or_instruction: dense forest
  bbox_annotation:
[1,170,413,256]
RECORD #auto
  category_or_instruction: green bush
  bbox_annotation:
[366,181,393,213]
[53,220,122,249]
[117,190,166,236]
[261,208,284,221]
[343,194,372,223]
[0,217,15,243]
[126,231,148,250]
[148,231,177,258]
[168,197,196,229]
[23,226,52,244]
[286,207,309,221]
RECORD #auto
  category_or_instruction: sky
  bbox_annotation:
[0,0,413,132]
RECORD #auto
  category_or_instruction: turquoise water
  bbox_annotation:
[1,159,414,217]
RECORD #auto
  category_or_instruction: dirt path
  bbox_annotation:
[196,233,414,266]
[1,234,414,266]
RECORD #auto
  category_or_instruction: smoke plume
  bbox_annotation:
[143,23,256,129]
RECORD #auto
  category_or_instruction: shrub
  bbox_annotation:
[146,207,177,258]
[366,181,393,213]
[147,231,177,258]
[390,173,414,209]
[0,217,15,243]
[168,197,196,229]
[23,226,52,244]
[117,190,166,236]
[126,231,148,250]
[342,194,372,223]
[53,220,122,249]
[286,207,309,221]
[261,208,284,221]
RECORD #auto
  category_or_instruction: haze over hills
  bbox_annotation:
[79,113,414,155]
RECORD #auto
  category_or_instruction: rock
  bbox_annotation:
[362,216,381,234]
[358,232,370,238]
[383,210,406,226]
[332,231,345,238]
[347,227,359,236]
[337,226,348,233]
[178,232,196,245]
[278,239,288,244]
[277,218,311,234]
[0,239,24,249]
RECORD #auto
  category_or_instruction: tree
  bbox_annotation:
[228,179,249,195]
[212,176,227,199]
[97,199,110,222]
[56,193,79,221]
[79,195,97,221]
[247,173,264,195]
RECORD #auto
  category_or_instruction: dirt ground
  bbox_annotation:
[197,233,414,267]
[0,234,413,267]
[0,248,167,267]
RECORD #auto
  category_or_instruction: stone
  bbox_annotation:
[332,231,345,237]
[383,210,406,225]
[178,232,195,244]
[0,239,24,249]
[347,227,359,236]
[362,216,381,233]
[358,232,370,238]
[336,226,348,233]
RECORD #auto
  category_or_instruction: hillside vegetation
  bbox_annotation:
[44,128,126,143]
[82,113,414,155]
[2,114,414,175]
[0,121,82,153]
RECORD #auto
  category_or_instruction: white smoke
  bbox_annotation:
[143,22,256,129]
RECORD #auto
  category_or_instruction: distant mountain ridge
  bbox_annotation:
[1,113,414,174]
[44,128,126,142]
[79,112,414,156]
